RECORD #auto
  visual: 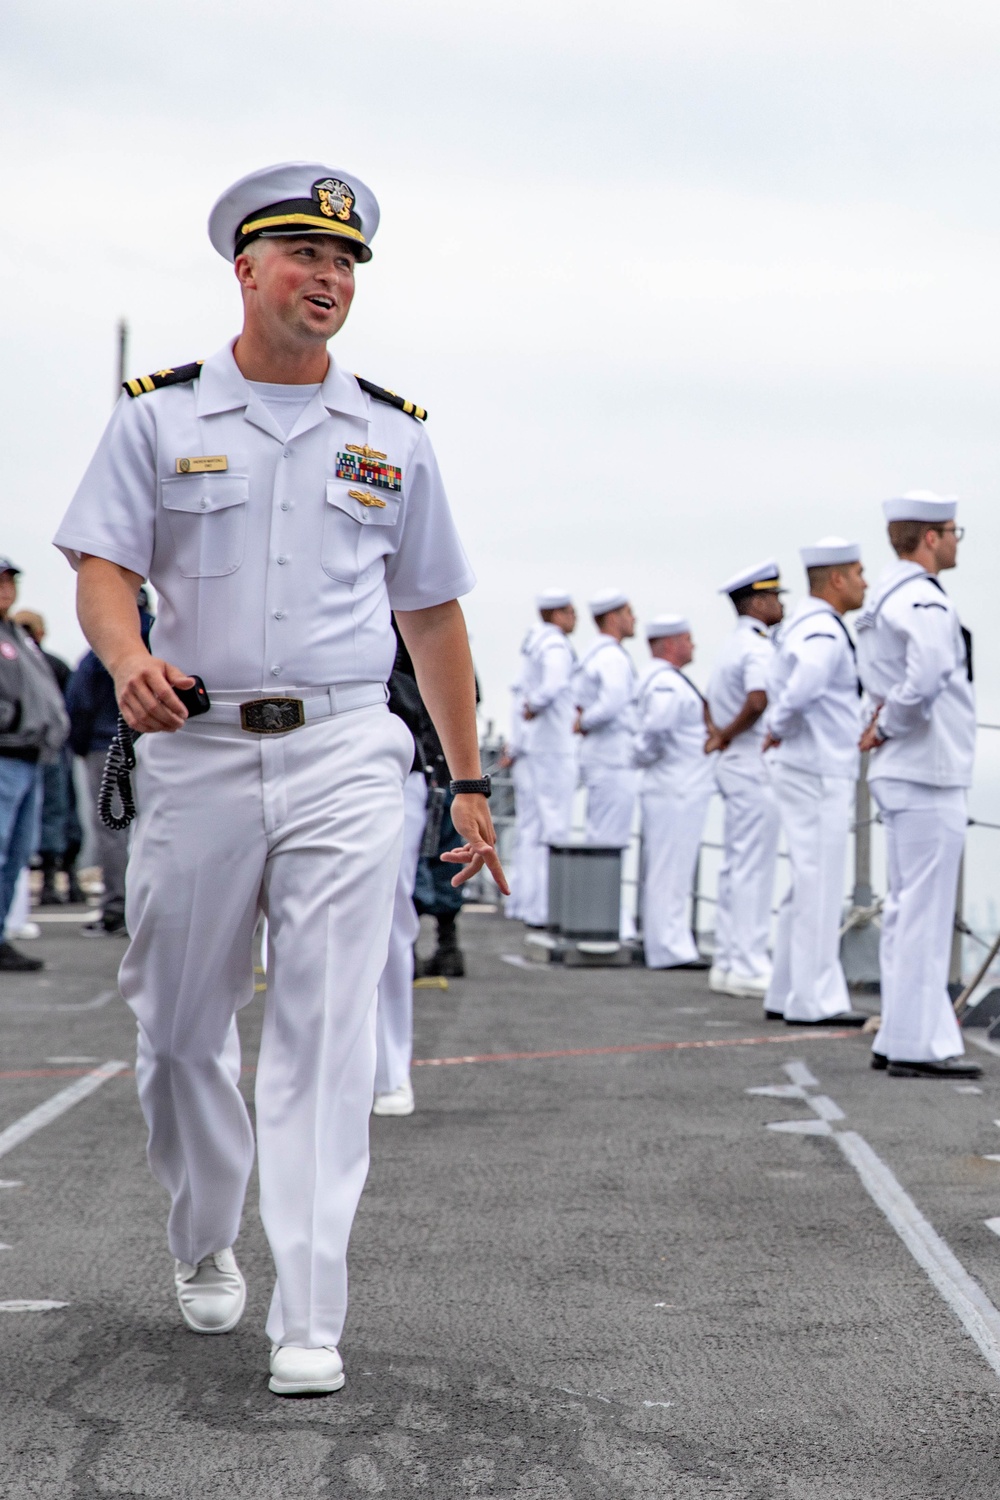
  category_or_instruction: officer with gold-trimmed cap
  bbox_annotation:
[705,560,784,997]
[54,160,507,1396]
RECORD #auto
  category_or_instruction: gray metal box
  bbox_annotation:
[547,844,622,940]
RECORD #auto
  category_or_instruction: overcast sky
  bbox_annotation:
[4,0,1000,912]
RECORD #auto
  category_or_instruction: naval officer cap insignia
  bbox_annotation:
[717,559,785,600]
[800,536,861,569]
[882,490,957,524]
[588,588,629,617]
[536,589,573,610]
[208,162,379,263]
[646,614,690,639]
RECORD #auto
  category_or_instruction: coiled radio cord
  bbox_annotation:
[98,716,140,830]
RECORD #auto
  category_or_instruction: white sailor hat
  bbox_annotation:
[646,614,690,639]
[588,588,630,616]
[535,589,574,611]
[208,162,379,263]
[800,537,862,568]
[717,559,784,598]
[882,490,957,524]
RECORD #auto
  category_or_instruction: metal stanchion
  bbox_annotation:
[839,754,882,987]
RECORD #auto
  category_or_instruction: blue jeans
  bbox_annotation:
[0,758,42,929]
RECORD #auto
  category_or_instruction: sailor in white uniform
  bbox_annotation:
[573,589,638,847]
[518,590,578,926]
[761,539,868,1026]
[705,561,783,998]
[503,622,545,922]
[857,492,980,1079]
[633,615,714,969]
[53,162,507,1396]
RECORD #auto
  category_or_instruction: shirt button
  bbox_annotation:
[280,501,290,511]
[200,498,209,510]
[283,450,291,459]
[276,555,287,565]
[274,610,285,620]
[270,666,281,676]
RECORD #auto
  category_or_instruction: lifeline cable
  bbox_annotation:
[98,716,140,830]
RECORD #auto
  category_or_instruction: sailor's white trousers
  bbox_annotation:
[639,786,712,967]
[375,770,428,1094]
[869,777,966,1063]
[516,752,577,926]
[766,765,852,1021]
[713,761,779,981]
[120,704,412,1349]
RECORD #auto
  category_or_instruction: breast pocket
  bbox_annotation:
[160,474,250,578]
[322,482,403,584]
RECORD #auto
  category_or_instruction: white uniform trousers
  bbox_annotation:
[505,756,541,921]
[375,771,428,1094]
[121,704,413,1350]
[582,764,638,848]
[869,778,966,1063]
[518,752,577,926]
[714,761,779,980]
[639,786,712,967]
[766,766,852,1021]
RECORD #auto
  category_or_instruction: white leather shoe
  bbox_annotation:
[708,965,730,993]
[372,1078,415,1116]
[269,1343,345,1396]
[174,1248,246,1334]
[723,971,771,998]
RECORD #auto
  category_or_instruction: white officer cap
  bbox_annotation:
[717,559,784,597]
[0,556,21,575]
[882,490,957,523]
[208,162,380,263]
[588,588,629,616]
[646,614,690,639]
[800,536,861,568]
[535,589,573,611]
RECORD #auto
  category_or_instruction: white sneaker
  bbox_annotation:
[269,1343,345,1396]
[372,1078,415,1116]
[174,1248,246,1334]
[723,971,771,998]
[708,966,730,993]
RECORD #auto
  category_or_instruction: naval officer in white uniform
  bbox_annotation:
[633,615,714,969]
[705,561,783,997]
[761,539,868,1026]
[857,492,980,1079]
[53,162,507,1396]
[573,589,638,847]
[517,589,578,926]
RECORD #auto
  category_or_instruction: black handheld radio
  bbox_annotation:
[98,676,211,829]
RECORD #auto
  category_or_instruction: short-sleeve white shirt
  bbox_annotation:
[54,343,476,692]
[706,616,774,779]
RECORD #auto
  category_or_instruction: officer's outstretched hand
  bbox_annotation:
[441,794,510,894]
[115,653,195,734]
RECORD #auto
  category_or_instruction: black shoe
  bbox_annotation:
[784,1012,870,1028]
[414,953,440,978]
[870,1051,888,1071]
[65,880,87,905]
[0,941,43,972]
[435,946,465,979]
[764,1009,784,1022]
[664,958,712,971]
[36,882,65,907]
[82,916,127,938]
[888,1058,983,1079]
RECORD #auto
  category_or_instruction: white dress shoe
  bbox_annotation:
[708,965,730,993]
[174,1247,246,1334]
[372,1078,415,1116]
[269,1343,345,1396]
[723,971,771,998]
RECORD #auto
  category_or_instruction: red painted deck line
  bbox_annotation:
[0,1029,857,1083]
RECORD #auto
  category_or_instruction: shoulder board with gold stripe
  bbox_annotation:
[123,361,204,399]
[355,376,427,422]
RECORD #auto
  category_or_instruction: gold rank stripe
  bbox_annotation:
[176,455,228,474]
[348,488,387,508]
[239,213,368,245]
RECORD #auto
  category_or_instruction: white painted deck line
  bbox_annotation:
[783,1060,819,1089]
[837,1130,1000,1381]
[747,1084,806,1100]
[767,1118,832,1136]
[808,1094,847,1122]
[0,1061,128,1161]
[984,1219,1000,1239]
[0,1300,68,1312]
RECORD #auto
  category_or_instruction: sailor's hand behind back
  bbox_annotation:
[115,653,195,734]
[442,793,510,894]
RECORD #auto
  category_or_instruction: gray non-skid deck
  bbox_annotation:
[3,910,1000,1497]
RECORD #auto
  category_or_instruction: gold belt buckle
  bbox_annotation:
[239,697,306,734]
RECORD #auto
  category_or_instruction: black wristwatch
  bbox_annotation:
[449,776,492,798]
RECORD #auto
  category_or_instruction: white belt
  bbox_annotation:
[199,682,388,735]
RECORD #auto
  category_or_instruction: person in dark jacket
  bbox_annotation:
[12,610,84,905]
[0,559,70,971]
[65,594,153,935]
